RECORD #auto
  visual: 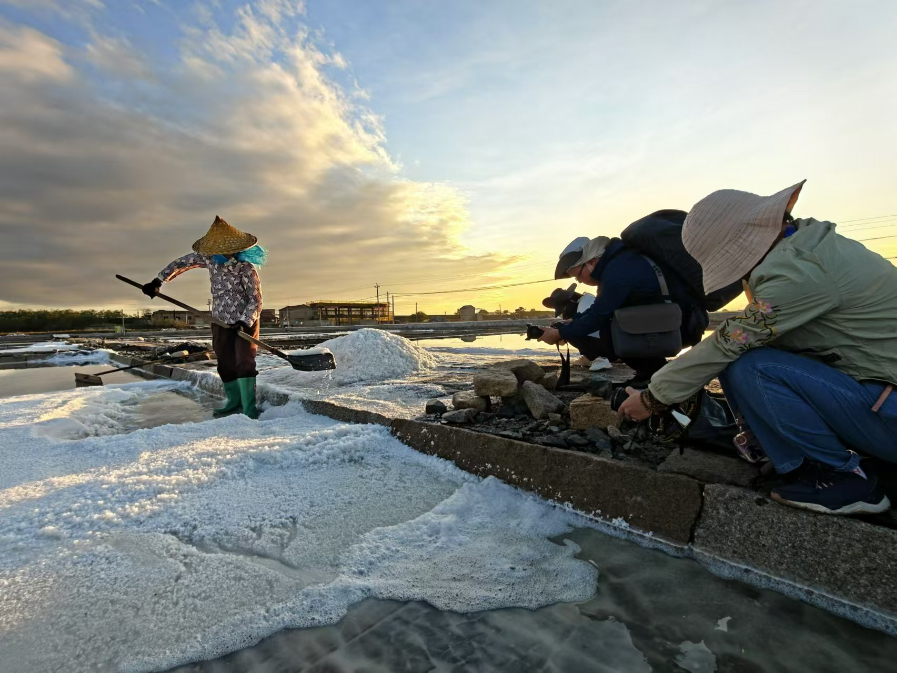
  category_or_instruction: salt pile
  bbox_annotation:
[0,386,596,672]
[281,328,436,386]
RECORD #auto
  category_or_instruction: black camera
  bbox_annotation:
[525,324,545,340]
[609,385,630,411]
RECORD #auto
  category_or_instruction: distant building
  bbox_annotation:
[280,301,391,326]
[260,308,277,325]
[310,301,389,325]
[151,310,211,327]
[458,305,476,322]
[280,304,317,326]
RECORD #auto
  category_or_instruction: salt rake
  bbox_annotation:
[116,275,336,372]
[74,350,212,387]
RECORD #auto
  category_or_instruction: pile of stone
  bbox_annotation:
[424,357,625,446]
[433,358,561,422]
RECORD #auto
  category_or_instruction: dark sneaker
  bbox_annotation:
[771,463,891,515]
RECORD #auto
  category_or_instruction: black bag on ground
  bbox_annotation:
[648,390,738,452]
[686,392,739,452]
[621,209,743,311]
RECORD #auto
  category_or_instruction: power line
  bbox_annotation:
[838,221,897,232]
[853,234,897,243]
[839,214,897,224]
[392,278,556,297]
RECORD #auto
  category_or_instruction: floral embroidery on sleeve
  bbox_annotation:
[718,298,779,353]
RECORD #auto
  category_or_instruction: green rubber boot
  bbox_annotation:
[237,376,259,419]
[213,380,242,417]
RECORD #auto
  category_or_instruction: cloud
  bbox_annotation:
[84,35,154,80]
[0,22,72,82]
[0,1,512,310]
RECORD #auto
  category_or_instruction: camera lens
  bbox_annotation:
[609,387,630,412]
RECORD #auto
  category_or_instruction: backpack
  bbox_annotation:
[620,209,742,311]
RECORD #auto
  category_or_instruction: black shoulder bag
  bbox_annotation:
[610,256,683,359]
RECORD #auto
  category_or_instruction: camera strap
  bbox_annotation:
[641,255,672,302]
[557,344,571,387]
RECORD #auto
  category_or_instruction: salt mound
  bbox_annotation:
[312,329,436,385]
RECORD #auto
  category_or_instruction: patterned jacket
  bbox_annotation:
[649,219,897,403]
[157,253,263,326]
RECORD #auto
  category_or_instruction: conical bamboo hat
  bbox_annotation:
[192,216,257,255]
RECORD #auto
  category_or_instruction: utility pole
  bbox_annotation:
[392,295,395,324]
[121,309,126,336]
[375,283,380,324]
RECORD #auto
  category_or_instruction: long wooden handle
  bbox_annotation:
[97,350,212,375]
[115,274,291,361]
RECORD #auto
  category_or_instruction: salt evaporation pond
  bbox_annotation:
[246,329,567,419]
[3,333,897,672]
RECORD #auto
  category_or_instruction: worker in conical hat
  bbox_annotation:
[142,216,267,419]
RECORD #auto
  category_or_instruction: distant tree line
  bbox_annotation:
[0,309,153,333]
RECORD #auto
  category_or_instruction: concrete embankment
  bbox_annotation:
[59,352,897,637]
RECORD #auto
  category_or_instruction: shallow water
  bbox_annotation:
[169,526,897,673]
[0,364,143,398]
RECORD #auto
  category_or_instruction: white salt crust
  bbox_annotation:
[0,388,597,673]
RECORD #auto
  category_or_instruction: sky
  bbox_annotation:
[0,0,895,316]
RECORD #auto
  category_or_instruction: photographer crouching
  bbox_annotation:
[537,210,725,384]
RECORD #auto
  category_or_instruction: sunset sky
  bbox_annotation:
[0,0,895,316]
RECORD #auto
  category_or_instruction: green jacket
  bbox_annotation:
[649,218,897,404]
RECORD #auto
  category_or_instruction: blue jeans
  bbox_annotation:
[719,348,897,474]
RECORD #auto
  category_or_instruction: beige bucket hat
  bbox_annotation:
[683,180,805,294]
[192,216,257,255]
[554,236,611,279]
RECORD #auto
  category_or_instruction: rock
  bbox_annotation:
[566,434,590,448]
[658,448,760,487]
[541,372,559,391]
[548,425,560,433]
[490,358,545,384]
[425,399,447,415]
[473,369,519,398]
[586,426,610,442]
[537,435,568,448]
[598,449,614,460]
[452,390,491,412]
[586,426,612,451]
[569,394,619,430]
[475,412,494,423]
[521,380,565,420]
[607,425,632,446]
[496,404,516,418]
[547,413,564,424]
[499,430,523,439]
[587,376,614,399]
[442,408,478,424]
